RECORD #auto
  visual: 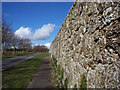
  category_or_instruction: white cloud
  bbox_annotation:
[31,41,38,46]
[44,43,51,49]
[33,24,55,40]
[15,24,55,40]
[15,26,32,39]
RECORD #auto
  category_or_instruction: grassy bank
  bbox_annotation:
[2,52,34,59]
[2,53,47,88]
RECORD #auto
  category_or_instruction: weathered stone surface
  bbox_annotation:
[50,1,120,88]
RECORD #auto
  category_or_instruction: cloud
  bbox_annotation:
[33,24,55,40]
[15,26,32,39]
[44,43,51,49]
[15,24,55,40]
[31,41,51,49]
[31,41,39,46]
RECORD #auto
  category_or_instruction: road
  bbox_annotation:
[1,53,41,71]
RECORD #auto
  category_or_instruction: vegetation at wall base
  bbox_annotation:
[57,65,61,75]
[2,53,47,88]
[51,54,88,89]
[73,84,77,90]
[64,78,68,89]
[80,75,87,89]
[51,55,67,88]
[53,57,57,68]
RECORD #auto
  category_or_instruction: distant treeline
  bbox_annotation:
[5,49,25,51]
[5,46,49,52]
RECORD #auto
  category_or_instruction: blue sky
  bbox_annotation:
[2,2,73,48]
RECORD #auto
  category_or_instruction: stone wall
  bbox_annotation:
[49,1,120,88]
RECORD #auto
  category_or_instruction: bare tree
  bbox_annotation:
[17,38,32,52]
[10,34,20,54]
[17,39,24,50]
[33,45,41,52]
[33,45,48,52]
[24,39,31,50]
[2,20,12,54]
[40,45,49,52]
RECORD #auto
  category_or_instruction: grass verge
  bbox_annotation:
[2,52,34,59]
[2,53,47,88]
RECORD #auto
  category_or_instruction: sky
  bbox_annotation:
[2,2,73,48]
[1,0,75,2]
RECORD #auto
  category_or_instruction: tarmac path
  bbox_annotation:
[27,54,55,88]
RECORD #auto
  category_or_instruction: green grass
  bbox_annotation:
[2,53,47,88]
[2,52,34,59]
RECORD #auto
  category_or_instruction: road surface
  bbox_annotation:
[1,53,41,71]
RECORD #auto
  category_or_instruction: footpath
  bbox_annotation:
[27,54,55,88]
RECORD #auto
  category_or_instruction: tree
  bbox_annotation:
[33,45,48,52]
[23,39,32,50]
[17,39,24,50]
[17,38,32,52]
[2,20,12,54]
[10,34,20,54]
